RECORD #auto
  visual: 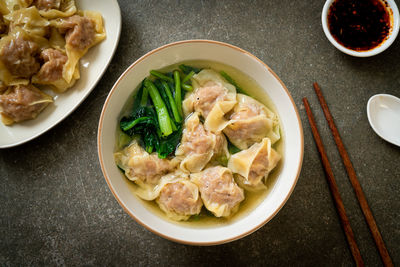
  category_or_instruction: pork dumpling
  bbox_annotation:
[175,112,228,173]
[0,84,52,125]
[129,170,188,203]
[33,0,76,18]
[191,166,244,217]
[223,94,280,150]
[32,48,79,92]
[0,27,48,85]
[114,140,179,185]
[52,11,105,83]
[4,6,50,37]
[156,173,203,221]
[228,138,281,191]
[0,28,39,82]
[183,69,237,132]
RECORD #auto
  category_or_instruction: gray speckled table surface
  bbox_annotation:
[1,0,400,266]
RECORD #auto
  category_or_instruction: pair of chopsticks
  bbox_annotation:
[303,83,393,267]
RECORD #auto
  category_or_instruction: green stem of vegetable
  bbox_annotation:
[144,79,173,137]
[140,87,148,106]
[182,84,193,91]
[182,70,195,84]
[146,144,153,154]
[220,70,246,95]
[121,117,151,131]
[161,81,182,123]
[150,70,174,83]
[170,119,177,131]
[174,70,183,116]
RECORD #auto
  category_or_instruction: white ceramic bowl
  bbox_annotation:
[97,40,304,245]
[322,0,400,57]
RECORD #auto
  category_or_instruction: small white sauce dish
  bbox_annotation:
[97,40,304,245]
[321,0,400,57]
[367,94,400,147]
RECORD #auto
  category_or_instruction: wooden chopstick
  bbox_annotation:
[303,97,364,267]
[313,82,393,267]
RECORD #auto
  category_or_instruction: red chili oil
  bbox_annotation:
[328,0,391,51]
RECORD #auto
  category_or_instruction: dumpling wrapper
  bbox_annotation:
[176,112,229,173]
[224,94,280,150]
[51,11,106,84]
[156,172,203,221]
[35,0,77,19]
[48,26,65,50]
[228,137,281,191]
[129,170,188,202]
[4,0,32,12]
[4,6,50,37]
[191,166,244,217]
[0,84,53,125]
[114,140,179,185]
[182,69,237,133]
[0,27,48,85]
[31,48,79,93]
[0,1,9,15]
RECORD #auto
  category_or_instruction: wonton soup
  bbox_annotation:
[114,61,284,227]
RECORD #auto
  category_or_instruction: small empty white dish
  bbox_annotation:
[367,94,400,146]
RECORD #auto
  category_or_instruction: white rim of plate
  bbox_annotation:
[0,0,122,148]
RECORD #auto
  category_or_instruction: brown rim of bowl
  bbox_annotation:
[97,39,304,246]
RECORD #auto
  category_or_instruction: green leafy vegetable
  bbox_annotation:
[157,124,183,158]
[145,79,173,137]
[182,84,193,91]
[154,80,177,131]
[120,105,159,154]
[150,70,174,83]
[179,64,201,75]
[161,80,182,123]
[174,70,183,117]
[119,65,201,158]
[182,70,195,84]
[220,71,247,95]
[228,141,241,154]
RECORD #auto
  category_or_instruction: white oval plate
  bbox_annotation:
[0,0,121,148]
[98,40,304,245]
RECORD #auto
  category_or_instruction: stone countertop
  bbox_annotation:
[1,0,399,266]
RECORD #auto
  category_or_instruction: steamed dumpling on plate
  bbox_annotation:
[32,47,79,92]
[191,166,244,217]
[182,69,237,132]
[228,138,281,191]
[0,84,53,125]
[223,94,280,150]
[0,27,48,85]
[51,10,105,83]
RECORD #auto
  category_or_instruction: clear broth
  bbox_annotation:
[116,60,285,228]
